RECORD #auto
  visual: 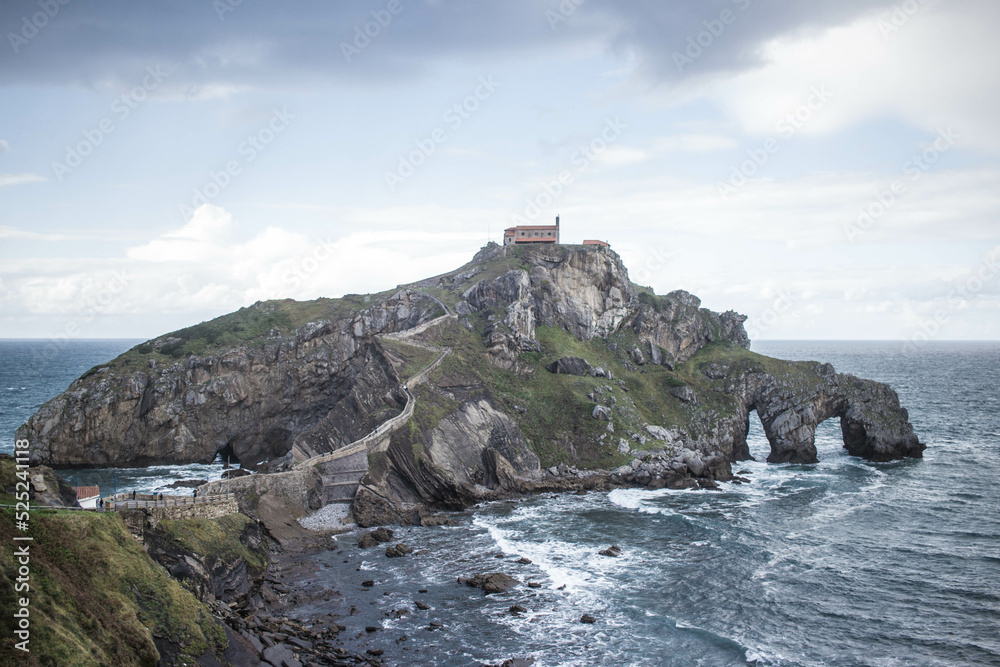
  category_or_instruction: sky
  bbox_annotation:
[0,0,998,344]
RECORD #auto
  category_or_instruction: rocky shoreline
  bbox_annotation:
[207,459,751,667]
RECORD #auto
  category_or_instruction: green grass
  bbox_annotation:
[409,312,835,470]
[153,513,267,574]
[0,456,228,666]
[404,386,461,465]
[379,338,441,381]
[104,291,399,372]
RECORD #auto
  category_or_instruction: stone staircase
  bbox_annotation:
[293,302,455,506]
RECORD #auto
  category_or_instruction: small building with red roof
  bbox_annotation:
[74,486,101,509]
[504,215,560,246]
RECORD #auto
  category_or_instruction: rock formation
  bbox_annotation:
[18,242,923,523]
[20,291,442,468]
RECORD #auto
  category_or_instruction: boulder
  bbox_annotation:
[630,347,646,366]
[465,572,519,594]
[580,614,596,624]
[358,527,395,548]
[670,385,697,404]
[385,543,414,558]
[598,545,622,557]
[261,644,298,667]
[373,527,396,541]
[592,405,612,421]
[546,357,593,376]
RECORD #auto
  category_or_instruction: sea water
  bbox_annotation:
[2,339,998,665]
[0,339,228,495]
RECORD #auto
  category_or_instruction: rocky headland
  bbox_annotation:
[20,242,923,525]
[13,242,927,665]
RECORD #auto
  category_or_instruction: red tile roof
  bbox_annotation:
[74,486,101,500]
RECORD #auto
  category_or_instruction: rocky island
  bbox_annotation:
[10,242,927,665]
[20,242,923,526]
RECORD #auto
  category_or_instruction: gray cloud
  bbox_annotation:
[0,0,897,93]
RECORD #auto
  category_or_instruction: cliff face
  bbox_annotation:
[19,243,923,516]
[21,291,442,468]
[456,244,746,371]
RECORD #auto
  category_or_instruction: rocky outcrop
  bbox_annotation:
[18,242,923,524]
[632,290,750,369]
[459,245,633,368]
[363,396,541,518]
[145,514,268,608]
[546,357,592,376]
[19,291,441,468]
[25,462,78,507]
[452,245,750,372]
[462,572,519,594]
[687,361,924,464]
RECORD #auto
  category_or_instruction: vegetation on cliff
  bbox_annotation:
[0,459,229,667]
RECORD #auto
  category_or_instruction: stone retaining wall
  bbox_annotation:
[117,496,239,542]
[199,467,323,515]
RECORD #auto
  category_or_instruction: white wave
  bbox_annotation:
[472,514,628,596]
[606,488,649,510]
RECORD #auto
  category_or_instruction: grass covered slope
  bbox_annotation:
[0,457,228,667]
[398,314,827,471]
[106,292,393,372]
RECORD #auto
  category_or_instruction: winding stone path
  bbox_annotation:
[293,297,455,504]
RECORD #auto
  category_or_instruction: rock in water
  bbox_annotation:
[358,527,395,548]
[599,545,622,557]
[465,573,519,594]
[385,543,414,558]
[580,614,596,624]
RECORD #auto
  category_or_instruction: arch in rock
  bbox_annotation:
[734,372,924,464]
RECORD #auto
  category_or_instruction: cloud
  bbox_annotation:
[0,0,583,94]
[116,204,483,312]
[654,133,738,152]
[594,145,648,166]
[0,227,94,241]
[129,204,291,264]
[0,173,46,187]
[683,1,1000,151]
[0,0,896,95]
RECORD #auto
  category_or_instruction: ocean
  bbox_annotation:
[0,339,228,495]
[2,340,998,666]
